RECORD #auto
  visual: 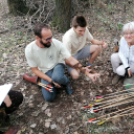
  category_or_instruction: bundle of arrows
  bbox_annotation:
[81,85,134,125]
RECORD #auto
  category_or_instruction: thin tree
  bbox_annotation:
[7,0,28,15]
[54,0,72,32]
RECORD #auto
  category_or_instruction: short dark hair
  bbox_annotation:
[72,15,87,28]
[33,23,50,38]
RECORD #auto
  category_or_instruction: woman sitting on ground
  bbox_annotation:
[0,90,23,134]
[111,22,134,84]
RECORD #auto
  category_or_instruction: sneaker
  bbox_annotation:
[0,131,4,134]
[85,76,90,81]
[66,83,73,95]
[112,74,120,85]
[87,62,92,66]
[85,63,92,81]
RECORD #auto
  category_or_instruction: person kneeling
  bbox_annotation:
[25,23,100,102]
[0,90,23,134]
[111,22,134,84]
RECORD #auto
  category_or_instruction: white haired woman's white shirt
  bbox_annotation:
[119,37,134,68]
[111,22,134,84]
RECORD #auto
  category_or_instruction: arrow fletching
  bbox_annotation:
[93,109,102,113]
[92,120,100,124]
[83,105,91,109]
[95,96,104,99]
[125,85,131,87]
[88,118,96,123]
[47,85,53,88]
[97,120,105,125]
[95,98,104,102]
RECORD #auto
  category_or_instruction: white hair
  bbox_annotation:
[122,22,134,34]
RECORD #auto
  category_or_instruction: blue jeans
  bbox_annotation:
[41,63,69,102]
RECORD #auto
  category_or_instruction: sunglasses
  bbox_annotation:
[43,36,53,42]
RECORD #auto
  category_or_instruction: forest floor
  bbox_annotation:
[1,0,134,134]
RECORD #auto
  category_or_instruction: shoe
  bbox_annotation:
[85,76,90,81]
[87,62,92,66]
[112,74,120,85]
[5,115,10,122]
[0,131,4,134]
[66,83,73,95]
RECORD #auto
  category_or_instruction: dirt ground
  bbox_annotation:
[1,0,134,134]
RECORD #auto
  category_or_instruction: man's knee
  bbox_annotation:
[52,75,64,83]
[97,45,102,52]
[93,45,101,54]
[42,87,56,102]
[71,71,80,80]
[43,92,56,102]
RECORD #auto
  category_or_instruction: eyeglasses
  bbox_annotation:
[43,36,53,42]
[124,32,134,36]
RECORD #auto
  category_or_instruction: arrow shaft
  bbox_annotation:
[103,87,134,97]
[93,98,134,112]
[95,94,133,107]
[96,91,134,101]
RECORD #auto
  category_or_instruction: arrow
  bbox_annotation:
[83,93,134,111]
[38,82,53,92]
[95,91,133,101]
[97,113,134,125]
[89,106,134,125]
[94,87,134,101]
[94,94,133,108]
[124,83,134,87]
[81,103,100,109]
[90,96,134,113]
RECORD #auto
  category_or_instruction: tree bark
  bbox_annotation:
[54,0,72,32]
[7,0,28,15]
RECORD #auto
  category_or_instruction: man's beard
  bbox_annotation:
[40,41,51,48]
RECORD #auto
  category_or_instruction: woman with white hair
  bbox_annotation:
[111,22,134,84]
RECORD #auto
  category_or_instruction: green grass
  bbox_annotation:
[98,27,105,32]
[3,44,9,48]
[6,20,13,28]
[118,23,123,30]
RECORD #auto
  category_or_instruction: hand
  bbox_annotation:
[85,66,92,73]
[102,40,108,49]
[125,67,133,77]
[4,95,12,107]
[128,69,133,77]
[87,73,100,82]
[52,81,61,88]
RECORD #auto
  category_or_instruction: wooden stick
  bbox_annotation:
[96,94,133,106]
[96,112,134,125]
[95,105,134,120]
[115,106,134,116]
[38,82,48,88]
[105,112,134,121]
[37,82,53,92]
[96,91,134,101]
[92,97,134,112]
[88,94,134,110]
[99,98,134,110]
[97,93,133,103]
[101,87,134,97]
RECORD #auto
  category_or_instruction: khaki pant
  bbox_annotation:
[111,53,134,76]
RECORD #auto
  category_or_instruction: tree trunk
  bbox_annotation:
[7,0,28,15]
[54,0,72,32]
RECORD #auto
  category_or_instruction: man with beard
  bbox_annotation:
[25,23,99,102]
